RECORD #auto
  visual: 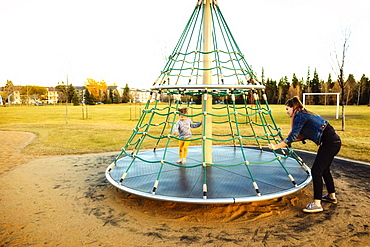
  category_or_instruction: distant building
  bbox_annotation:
[74,86,86,92]
[0,86,59,105]
[47,87,59,104]
[130,88,152,103]
[11,86,22,105]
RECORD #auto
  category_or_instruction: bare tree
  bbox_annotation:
[331,29,350,131]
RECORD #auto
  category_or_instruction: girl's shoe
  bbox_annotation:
[322,194,338,204]
[303,202,323,213]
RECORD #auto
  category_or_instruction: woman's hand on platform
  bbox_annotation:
[268,143,276,150]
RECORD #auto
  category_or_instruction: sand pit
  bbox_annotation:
[0,131,369,246]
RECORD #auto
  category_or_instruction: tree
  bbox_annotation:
[20,85,47,104]
[265,78,277,103]
[287,74,302,100]
[292,73,299,88]
[105,89,113,104]
[356,74,368,105]
[327,73,334,89]
[311,69,321,104]
[304,67,314,105]
[1,80,14,104]
[345,74,356,105]
[72,91,80,106]
[56,83,67,103]
[277,76,290,104]
[321,74,333,105]
[84,89,95,105]
[56,82,77,103]
[122,83,132,103]
[261,67,265,84]
[85,78,108,103]
[67,84,76,103]
[332,29,350,131]
[359,74,370,105]
[112,89,121,104]
[306,67,311,88]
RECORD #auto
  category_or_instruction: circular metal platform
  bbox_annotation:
[106,146,311,204]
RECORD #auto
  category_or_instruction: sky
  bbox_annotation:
[0,0,369,89]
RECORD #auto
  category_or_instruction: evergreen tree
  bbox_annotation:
[311,68,321,104]
[359,74,370,105]
[277,76,290,104]
[306,67,311,87]
[72,90,80,106]
[3,80,14,103]
[327,73,334,88]
[113,90,121,104]
[105,89,113,104]
[85,89,95,105]
[355,74,368,105]
[67,84,75,103]
[345,74,356,105]
[292,73,299,88]
[122,83,132,103]
[265,78,277,103]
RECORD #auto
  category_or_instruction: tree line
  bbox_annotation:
[2,69,369,106]
[261,68,370,105]
[1,79,132,106]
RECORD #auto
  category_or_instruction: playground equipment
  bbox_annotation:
[106,0,311,204]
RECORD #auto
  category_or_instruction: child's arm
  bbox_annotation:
[190,120,202,128]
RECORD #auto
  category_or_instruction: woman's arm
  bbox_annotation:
[268,113,306,150]
[284,113,306,145]
[268,142,288,150]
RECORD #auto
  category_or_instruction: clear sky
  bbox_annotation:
[0,0,368,89]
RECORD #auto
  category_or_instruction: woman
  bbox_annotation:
[268,96,341,213]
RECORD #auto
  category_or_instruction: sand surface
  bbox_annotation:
[0,131,369,246]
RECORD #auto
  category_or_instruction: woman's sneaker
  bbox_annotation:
[303,202,323,213]
[322,194,338,204]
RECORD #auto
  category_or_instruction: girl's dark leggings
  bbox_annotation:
[311,133,341,200]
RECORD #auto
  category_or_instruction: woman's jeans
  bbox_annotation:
[311,134,341,200]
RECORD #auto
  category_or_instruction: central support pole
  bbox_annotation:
[202,0,213,165]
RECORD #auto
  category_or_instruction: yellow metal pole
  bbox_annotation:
[203,0,213,164]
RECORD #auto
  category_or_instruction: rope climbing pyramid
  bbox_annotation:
[106,0,311,204]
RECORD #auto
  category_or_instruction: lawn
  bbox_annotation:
[1,103,369,162]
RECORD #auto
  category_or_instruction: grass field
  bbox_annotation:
[1,103,369,162]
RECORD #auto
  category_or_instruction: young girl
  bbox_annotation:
[172,107,202,164]
[268,96,341,213]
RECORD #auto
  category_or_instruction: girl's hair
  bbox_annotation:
[178,107,188,114]
[285,96,304,110]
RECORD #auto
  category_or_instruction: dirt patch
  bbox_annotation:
[0,131,369,246]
